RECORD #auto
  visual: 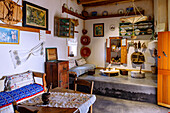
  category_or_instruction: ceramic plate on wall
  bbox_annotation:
[135,29,140,35]
[120,28,126,36]
[110,24,115,31]
[118,9,124,14]
[102,11,108,16]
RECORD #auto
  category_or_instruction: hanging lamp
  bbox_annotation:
[120,0,147,39]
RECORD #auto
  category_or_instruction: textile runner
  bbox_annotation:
[9,42,44,68]
[20,92,96,113]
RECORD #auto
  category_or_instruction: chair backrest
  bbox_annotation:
[74,79,94,94]
[12,101,39,113]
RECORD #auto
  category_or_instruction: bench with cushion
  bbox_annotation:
[69,58,96,77]
[0,71,46,113]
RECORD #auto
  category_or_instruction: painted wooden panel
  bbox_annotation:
[158,31,170,108]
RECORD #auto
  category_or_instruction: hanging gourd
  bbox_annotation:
[0,0,22,25]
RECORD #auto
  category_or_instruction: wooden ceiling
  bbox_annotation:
[77,0,143,7]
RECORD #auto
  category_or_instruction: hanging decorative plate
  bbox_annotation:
[82,10,89,17]
[120,28,126,36]
[70,7,74,12]
[110,24,115,31]
[118,9,124,14]
[147,28,153,34]
[102,11,108,16]
[81,35,91,45]
[135,29,140,35]
[91,11,97,16]
[80,47,91,58]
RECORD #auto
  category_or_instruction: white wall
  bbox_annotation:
[85,0,155,71]
[0,0,83,77]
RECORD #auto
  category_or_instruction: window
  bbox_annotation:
[67,34,78,57]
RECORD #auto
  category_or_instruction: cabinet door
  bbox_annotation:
[69,19,75,38]
[121,39,127,64]
[58,61,69,88]
[158,32,170,108]
[106,39,111,63]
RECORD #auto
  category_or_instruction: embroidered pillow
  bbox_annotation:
[76,58,87,66]
[5,71,34,91]
[69,59,76,69]
[0,79,5,92]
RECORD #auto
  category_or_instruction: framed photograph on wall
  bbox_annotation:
[93,23,104,37]
[23,1,48,30]
[0,27,19,44]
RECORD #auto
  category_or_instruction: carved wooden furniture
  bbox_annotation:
[74,79,94,113]
[45,61,69,89]
[157,31,170,108]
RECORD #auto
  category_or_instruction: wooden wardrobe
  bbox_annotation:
[158,31,170,108]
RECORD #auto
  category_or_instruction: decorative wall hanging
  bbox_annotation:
[0,26,19,44]
[0,0,22,25]
[23,1,48,30]
[102,11,108,16]
[110,24,115,31]
[81,35,91,45]
[9,42,44,68]
[80,47,91,58]
[82,29,87,35]
[93,23,104,37]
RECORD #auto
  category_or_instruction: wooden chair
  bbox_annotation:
[74,78,94,113]
[13,101,40,113]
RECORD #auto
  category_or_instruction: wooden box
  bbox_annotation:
[46,48,58,61]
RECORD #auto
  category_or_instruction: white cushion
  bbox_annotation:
[0,79,4,92]
[69,59,76,69]
[76,58,87,66]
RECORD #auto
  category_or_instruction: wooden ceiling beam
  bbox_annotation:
[82,0,142,7]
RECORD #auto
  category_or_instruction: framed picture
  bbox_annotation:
[45,48,58,61]
[23,1,48,30]
[0,27,19,44]
[93,23,104,37]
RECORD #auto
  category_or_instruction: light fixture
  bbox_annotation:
[120,0,147,39]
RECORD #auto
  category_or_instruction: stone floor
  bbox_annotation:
[93,95,170,113]
[79,69,157,88]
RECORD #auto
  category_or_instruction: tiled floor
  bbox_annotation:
[93,95,170,113]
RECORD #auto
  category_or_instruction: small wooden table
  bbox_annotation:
[18,87,89,113]
[100,69,119,77]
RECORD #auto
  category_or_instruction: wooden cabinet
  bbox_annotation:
[54,18,75,38]
[106,37,127,64]
[157,31,170,108]
[45,61,69,89]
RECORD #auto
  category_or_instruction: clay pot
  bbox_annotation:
[42,93,50,105]
[82,29,88,34]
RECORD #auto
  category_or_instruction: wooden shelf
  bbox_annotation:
[0,23,51,34]
[62,6,86,20]
[62,6,144,20]
[86,10,144,20]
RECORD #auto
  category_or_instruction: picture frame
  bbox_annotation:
[93,23,104,37]
[46,48,58,61]
[0,27,20,44]
[23,1,48,30]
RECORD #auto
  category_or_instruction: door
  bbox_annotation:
[121,38,127,64]
[157,31,170,108]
